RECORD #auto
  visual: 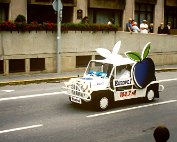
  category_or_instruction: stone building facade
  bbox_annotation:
[1,0,177,33]
[1,0,177,74]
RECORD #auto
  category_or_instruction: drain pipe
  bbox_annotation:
[52,0,63,73]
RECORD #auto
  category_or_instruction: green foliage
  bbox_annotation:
[0,21,118,32]
[15,14,26,23]
[61,23,118,31]
[125,51,142,62]
[141,42,151,60]
[125,42,152,62]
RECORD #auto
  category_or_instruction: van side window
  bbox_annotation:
[116,65,131,79]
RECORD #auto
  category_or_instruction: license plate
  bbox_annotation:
[71,96,82,104]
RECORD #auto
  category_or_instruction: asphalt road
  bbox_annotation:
[0,71,177,142]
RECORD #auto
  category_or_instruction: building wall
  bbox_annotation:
[89,0,125,9]
[1,31,55,56]
[123,0,135,31]
[1,31,177,74]
[2,0,177,32]
[1,0,177,75]
[154,0,164,33]
[73,0,88,23]
[9,0,27,21]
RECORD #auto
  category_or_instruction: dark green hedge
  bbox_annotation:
[0,21,118,32]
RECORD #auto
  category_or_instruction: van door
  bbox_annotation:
[113,65,135,101]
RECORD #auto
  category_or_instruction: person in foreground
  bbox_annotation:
[153,126,170,142]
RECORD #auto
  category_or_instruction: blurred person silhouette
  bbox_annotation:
[153,126,170,142]
[81,16,89,24]
[163,22,171,34]
[132,22,140,33]
[149,23,154,33]
[126,18,133,33]
[158,23,163,34]
[140,20,148,34]
[131,19,135,26]
[108,18,115,25]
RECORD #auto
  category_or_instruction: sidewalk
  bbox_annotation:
[0,70,84,86]
[0,65,177,86]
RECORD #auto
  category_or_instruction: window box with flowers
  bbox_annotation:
[0,22,118,32]
[0,16,118,32]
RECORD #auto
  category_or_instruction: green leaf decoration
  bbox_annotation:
[125,51,142,62]
[141,42,151,60]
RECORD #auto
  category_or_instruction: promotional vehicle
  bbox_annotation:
[63,41,164,110]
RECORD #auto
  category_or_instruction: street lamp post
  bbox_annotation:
[52,0,63,73]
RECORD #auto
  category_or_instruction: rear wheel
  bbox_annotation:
[145,89,155,102]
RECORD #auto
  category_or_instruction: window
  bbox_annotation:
[35,0,51,2]
[0,60,3,74]
[135,3,154,26]
[27,4,57,23]
[89,8,123,26]
[95,55,105,60]
[116,65,131,79]
[9,59,25,73]
[62,0,75,4]
[76,56,91,68]
[62,6,73,23]
[86,61,113,78]
[0,3,9,22]
[164,6,177,29]
[30,58,45,71]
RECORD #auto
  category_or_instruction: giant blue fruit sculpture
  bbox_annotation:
[125,42,156,88]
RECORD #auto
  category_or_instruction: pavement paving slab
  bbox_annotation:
[0,65,177,86]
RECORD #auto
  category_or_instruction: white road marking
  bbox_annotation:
[0,124,43,134]
[0,91,67,102]
[1,90,15,93]
[87,100,177,118]
[158,78,177,83]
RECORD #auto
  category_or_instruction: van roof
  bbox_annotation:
[92,55,135,66]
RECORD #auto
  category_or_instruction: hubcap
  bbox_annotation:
[100,97,108,109]
[147,90,154,101]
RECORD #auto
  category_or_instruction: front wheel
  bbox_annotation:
[145,89,155,102]
[99,96,109,110]
[93,95,110,111]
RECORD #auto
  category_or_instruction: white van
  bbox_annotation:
[63,41,164,110]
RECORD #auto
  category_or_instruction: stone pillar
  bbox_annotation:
[73,0,88,23]
[123,0,135,31]
[9,0,27,21]
[4,59,9,75]
[25,58,30,73]
[46,57,55,72]
[154,0,164,34]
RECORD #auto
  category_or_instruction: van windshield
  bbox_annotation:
[85,61,113,78]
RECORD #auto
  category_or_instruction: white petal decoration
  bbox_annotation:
[104,54,135,66]
[112,40,121,55]
[95,48,112,58]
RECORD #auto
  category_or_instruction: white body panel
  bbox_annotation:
[64,59,162,106]
[114,88,146,101]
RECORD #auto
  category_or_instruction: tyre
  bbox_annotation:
[145,89,155,102]
[95,95,110,111]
